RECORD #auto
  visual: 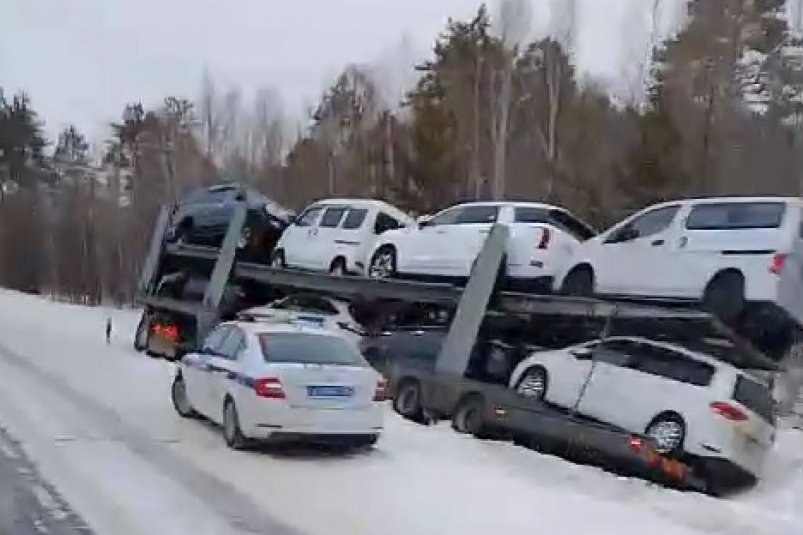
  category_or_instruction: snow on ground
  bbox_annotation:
[0,289,801,535]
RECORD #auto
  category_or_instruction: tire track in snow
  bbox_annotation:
[0,340,304,535]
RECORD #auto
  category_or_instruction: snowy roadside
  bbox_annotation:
[0,289,800,535]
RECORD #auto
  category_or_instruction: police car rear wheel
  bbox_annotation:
[171,375,198,418]
[223,399,247,450]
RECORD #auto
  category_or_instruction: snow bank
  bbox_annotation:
[0,289,801,535]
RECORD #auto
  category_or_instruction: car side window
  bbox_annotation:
[341,208,368,230]
[320,206,347,228]
[454,205,500,225]
[593,340,637,367]
[549,210,596,241]
[605,205,679,244]
[631,346,715,386]
[295,206,323,228]
[217,327,246,360]
[374,212,402,234]
[202,326,230,354]
[427,207,462,227]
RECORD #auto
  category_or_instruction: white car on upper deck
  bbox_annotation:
[171,318,386,449]
[555,196,803,326]
[365,201,596,292]
[272,198,414,275]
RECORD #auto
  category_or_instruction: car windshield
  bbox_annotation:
[258,332,367,366]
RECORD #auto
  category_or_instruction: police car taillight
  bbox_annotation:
[254,377,285,399]
[373,378,388,402]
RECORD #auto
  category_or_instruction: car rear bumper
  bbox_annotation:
[244,405,384,439]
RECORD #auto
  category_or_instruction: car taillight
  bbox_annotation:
[627,435,644,453]
[769,253,787,275]
[152,323,179,342]
[254,377,285,399]
[710,401,747,421]
[373,378,388,402]
[537,228,552,250]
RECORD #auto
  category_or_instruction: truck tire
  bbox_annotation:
[393,379,424,421]
[134,312,151,351]
[451,394,487,437]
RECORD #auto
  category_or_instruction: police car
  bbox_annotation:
[170,317,386,449]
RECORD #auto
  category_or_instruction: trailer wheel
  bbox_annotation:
[134,312,151,351]
[645,413,686,455]
[515,366,548,401]
[452,394,486,436]
[393,379,424,421]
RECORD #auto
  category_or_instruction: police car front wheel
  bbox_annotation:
[171,375,198,419]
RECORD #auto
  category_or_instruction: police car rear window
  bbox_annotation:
[258,333,367,367]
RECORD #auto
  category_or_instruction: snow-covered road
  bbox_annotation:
[0,289,800,535]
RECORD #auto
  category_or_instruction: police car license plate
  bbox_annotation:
[307,385,353,398]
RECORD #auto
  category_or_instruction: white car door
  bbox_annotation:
[206,326,248,425]
[401,206,462,275]
[187,325,231,419]
[283,205,324,268]
[312,205,349,271]
[444,205,503,275]
[591,204,682,296]
[575,339,643,424]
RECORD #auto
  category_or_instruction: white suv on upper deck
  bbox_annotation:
[365,201,596,292]
[555,196,803,325]
[273,199,414,275]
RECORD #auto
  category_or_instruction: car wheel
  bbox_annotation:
[133,312,151,351]
[645,413,686,455]
[223,398,248,450]
[452,395,486,436]
[270,249,286,269]
[515,366,548,401]
[329,258,347,276]
[368,247,397,279]
[561,266,594,296]
[171,374,198,418]
[703,271,745,323]
[392,379,423,420]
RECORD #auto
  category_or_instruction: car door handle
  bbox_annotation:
[651,239,665,246]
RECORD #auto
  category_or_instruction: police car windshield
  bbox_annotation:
[258,332,367,367]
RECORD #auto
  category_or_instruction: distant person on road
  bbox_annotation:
[105,317,112,345]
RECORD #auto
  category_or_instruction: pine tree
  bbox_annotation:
[0,90,47,188]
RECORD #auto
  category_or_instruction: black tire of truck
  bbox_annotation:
[133,312,151,351]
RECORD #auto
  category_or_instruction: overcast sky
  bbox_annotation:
[1,0,686,145]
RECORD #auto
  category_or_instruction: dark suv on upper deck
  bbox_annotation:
[165,183,295,262]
